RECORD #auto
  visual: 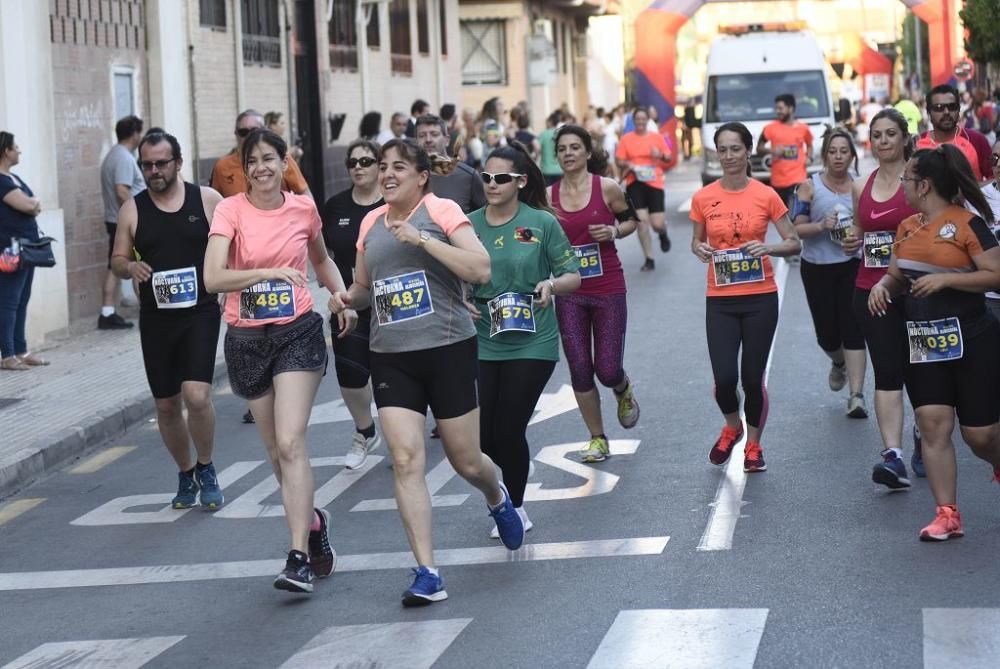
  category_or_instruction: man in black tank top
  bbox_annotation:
[110,131,227,510]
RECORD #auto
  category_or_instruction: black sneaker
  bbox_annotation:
[242,409,255,424]
[274,549,314,593]
[97,313,133,330]
[659,231,671,253]
[640,258,655,272]
[308,508,336,578]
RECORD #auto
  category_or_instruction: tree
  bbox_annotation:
[959,0,1000,65]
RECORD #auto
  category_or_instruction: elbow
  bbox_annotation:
[203,269,220,294]
[565,273,582,293]
[471,255,491,285]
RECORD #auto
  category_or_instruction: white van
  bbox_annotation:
[701,25,835,186]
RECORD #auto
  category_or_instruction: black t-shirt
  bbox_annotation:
[321,187,384,289]
[0,173,40,242]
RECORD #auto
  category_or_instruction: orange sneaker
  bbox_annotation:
[743,441,767,473]
[709,425,743,465]
[919,505,964,542]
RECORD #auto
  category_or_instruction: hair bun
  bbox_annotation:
[429,152,458,176]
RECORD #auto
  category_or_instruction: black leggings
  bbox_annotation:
[706,293,779,429]
[800,258,864,352]
[852,288,906,391]
[479,358,556,507]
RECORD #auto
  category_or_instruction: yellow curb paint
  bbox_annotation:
[0,498,45,527]
[69,446,137,474]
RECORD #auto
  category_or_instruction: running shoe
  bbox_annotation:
[402,566,448,607]
[614,381,640,429]
[872,449,911,490]
[847,393,868,419]
[580,436,610,463]
[274,549,314,593]
[919,505,963,542]
[345,431,381,470]
[171,470,199,509]
[195,463,225,509]
[308,508,336,578]
[743,441,767,473]
[491,506,533,539]
[828,362,847,391]
[709,425,743,465]
[242,409,255,424]
[659,231,671,253]
[640,258,655,272]
[97,313,133,330]
[911,426,926,478]
[488,481,524,550]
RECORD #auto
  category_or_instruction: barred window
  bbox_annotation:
[200,0,226,29]
[390,0,412,75]
[50,0,145,49]
[439,0,447,56]
[417,0,429,55]
[461,19,506,86]
[242,0,281,67]
[328,0,358,70]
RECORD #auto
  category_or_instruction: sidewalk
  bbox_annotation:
[0,282,329,499]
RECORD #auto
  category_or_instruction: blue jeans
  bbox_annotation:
[0,265,34,358]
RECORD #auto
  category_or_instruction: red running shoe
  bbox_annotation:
[743,441,767,473]
[709,425,743,465]
[919,505,963,542]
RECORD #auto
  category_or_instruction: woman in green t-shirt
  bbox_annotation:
[468,141,581,536]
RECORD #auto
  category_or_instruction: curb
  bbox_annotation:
[0,358,230,500]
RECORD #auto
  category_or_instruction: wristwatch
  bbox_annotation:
[419,231,431,246]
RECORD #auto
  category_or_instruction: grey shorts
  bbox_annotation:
[223,311,328,399]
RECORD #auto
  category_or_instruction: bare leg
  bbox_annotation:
[436,408,503,505]
[843,348,867,395]
[873,389,904,451]
[574,388,606,437]
[102,270,120,310]
[916,405,957,506]
[154,395,193,471]
[635,213,653,261]
[181,381,215,464]
[650,211,667,235]
[379,406,434,566]
[341,384,375,431]
[962,423,1000,469]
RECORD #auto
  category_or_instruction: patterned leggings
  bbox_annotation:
[555,292,627,392]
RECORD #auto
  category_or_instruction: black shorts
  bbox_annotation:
[105,222,116,269]
[853,288,906,391]
[224,311,328,400]
[330,308,371,389]
[139,306,222,399]
[626,181,665,214]
[905,317,1000,427]
[370,336,478,419]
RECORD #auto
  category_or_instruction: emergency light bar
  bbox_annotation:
[719,21,807,35]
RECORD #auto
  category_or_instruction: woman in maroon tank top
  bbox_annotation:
[547,125,640,464]
[843,108,921,490]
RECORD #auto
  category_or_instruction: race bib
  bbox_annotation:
[634,165,656,182]
[487,292,536,337]
[907,317,963,364]
[574,243,603,279]
[373,270,433,325]
[863,231,895,268]
[239,280,295,320]
[778,145,799,160]
[712,249,764,287]
[829,209,852,243]
[152,267,197,309]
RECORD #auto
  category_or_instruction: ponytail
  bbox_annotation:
[912,145,994,223]
[488,141,556,217]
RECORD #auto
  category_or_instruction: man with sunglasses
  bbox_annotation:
[416,114,486,214]
[916,85,993,183]
[209,109,312,199]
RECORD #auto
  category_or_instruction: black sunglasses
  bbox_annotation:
[235,127,255,137]
[138,158,176,171]
[348,157,377,169]
[929,102,960,113]
[481,172,524,185]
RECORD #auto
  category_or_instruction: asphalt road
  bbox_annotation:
[2,160,999,669]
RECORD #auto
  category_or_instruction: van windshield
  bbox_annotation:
[706,71,829,122]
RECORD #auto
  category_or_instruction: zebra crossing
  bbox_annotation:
[4,609,996,668]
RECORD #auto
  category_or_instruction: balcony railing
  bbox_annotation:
[329,44,358,70]
[243,34,281,67]
[391,53,412,75]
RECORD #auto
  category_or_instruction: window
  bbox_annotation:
[417,0,429,55]
[460,19,506,86]
[200,0,226,29]
[242,0,281,67]
[705,71,830,123]
[390,0,412,74]
[328,0,357,69]
[438,0,447,55]
[113,68,136,119]
[560,22,568,74]
[366,3,380,48]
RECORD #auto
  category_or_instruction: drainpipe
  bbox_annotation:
[281,0,297,140]
[233,0,246,111]
[187,13,201,183]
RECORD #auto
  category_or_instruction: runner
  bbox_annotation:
[975,138,1000,322]
[842,108,920,488]
[757,94,814,208]
[916,84,993,183]
[791,128,868,417]
[328,139,524,607]
[110,132,225,510]
[320,139,383,470]
[868,144,1000,541]
[690,122,801,473]
[615,106,671,271]
[468,141,581,537]
[549,124,641,463]
[203,128,356,593]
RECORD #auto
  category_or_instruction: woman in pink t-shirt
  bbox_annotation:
[204,129,357,594]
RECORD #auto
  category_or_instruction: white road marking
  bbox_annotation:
[678,197,692,213]
[524,440,640,501]
[0,498,45,527]
[279,619,472,669]
[587,609,768,669]
[0,536,669,591]
[923,608,1000,668]
[527,383,579,426]
[351,456,470,512]
[69,446,137,474]
[698,258,790,551]
[1,636,184,669]
[308,398,376,426]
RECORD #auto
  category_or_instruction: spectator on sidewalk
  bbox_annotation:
[210,109,312,199]
[359,111,382,142]
[377,112,407,145]
[405,99,431,138]
[416,115,487,214]
[0,131,46,370]
[265,111,303,163]
[98,115,145,330]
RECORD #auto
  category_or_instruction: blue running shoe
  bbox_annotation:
[195,463,224,509]
[172,470,198,509]
[911,425,926,478]
[402,566,448,607]
[872,449,911,490]
[488,481,524,550]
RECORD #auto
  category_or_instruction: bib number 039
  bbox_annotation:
[906,317,963,364]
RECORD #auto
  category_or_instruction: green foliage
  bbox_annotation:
[900,11,930,91]
[960,0,1000,64]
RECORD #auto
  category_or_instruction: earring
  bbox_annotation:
[518,184,525,189]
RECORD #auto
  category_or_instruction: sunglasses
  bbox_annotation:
[235,127,256,137]
[481,172,524,185]
[348,157,377,169]
[929,102,960,113]
[138,158,176,172]
[991,154,1000,166]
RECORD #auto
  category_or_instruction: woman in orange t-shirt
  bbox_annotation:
[690,122,801,473]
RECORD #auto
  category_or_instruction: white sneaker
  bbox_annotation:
[491,506,532,539]
[345,431,381,470]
